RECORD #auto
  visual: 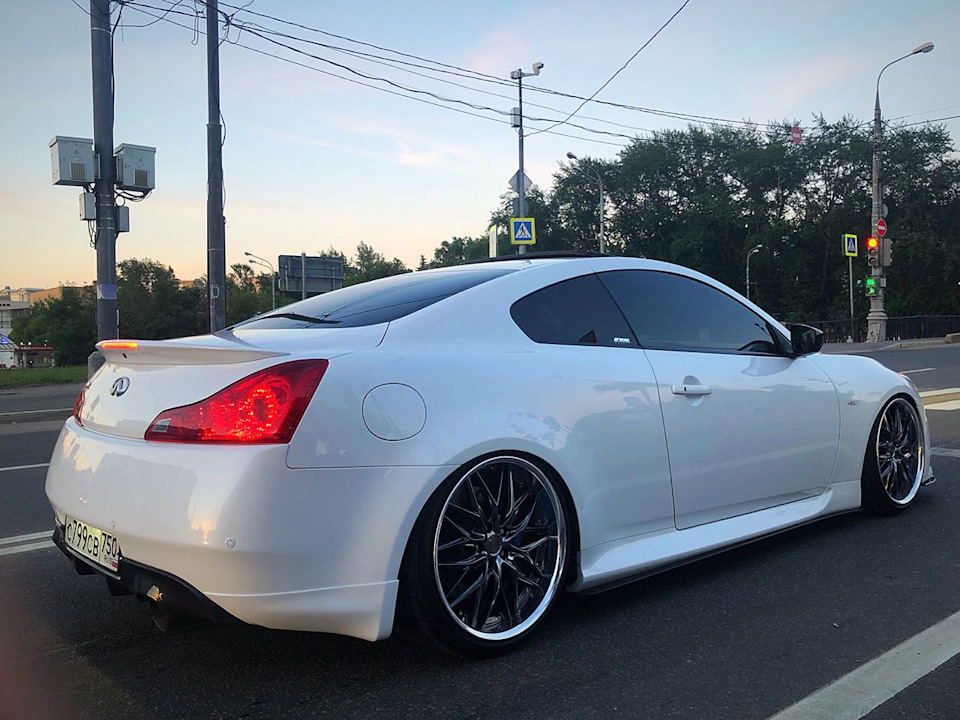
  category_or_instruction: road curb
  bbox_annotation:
[822,338,947,354]
[0,408,72,425]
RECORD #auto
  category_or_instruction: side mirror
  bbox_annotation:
[790,324,823,356]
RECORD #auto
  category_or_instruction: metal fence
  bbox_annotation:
[802,316,960,343]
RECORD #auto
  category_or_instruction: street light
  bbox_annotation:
[746,244,763,302]
[867,41,934,342]
[566,152,606,253]
[509,61,543,255]
[243,251,276,310]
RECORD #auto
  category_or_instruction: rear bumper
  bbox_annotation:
[46,419,453,641]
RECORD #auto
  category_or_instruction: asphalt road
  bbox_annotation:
[2,348,959,720]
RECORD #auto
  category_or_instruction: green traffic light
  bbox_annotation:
[866,278,876,287]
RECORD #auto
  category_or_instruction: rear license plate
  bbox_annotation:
[64,516,121,573]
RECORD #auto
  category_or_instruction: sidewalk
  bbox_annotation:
[821,337,948,354]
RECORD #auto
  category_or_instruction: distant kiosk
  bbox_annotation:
[278,255,344,298]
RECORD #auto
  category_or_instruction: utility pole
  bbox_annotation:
[206,0,226,332]
[746,244,762,302]
[566,152,605,253]
[510,62,543,255]
[866,91,887,342]
[867,42,934,342]
[90,0,118,344]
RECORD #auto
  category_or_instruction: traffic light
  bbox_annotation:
[865,277,877,297]
[881,238,893,266]
[866,236,879,267]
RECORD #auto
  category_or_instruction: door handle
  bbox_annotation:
[671,384,712,396]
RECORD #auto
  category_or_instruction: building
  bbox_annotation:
[0,297,30,337]
[2,285,94,306]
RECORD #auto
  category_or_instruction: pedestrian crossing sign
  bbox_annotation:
[843,233,858,257]
[511,217,536,245]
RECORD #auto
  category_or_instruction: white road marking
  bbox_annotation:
[924,400,960,412]
[932,447,960,459]
[767,608,960,720]
[919,388,960,398]
[0,530,51,547]
[0,462,49,473]
[0,541,54,557]
[901,367,935,374]
[0,407,72,417]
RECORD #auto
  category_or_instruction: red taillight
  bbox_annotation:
[73,387,85,426]
[144,360,328,444]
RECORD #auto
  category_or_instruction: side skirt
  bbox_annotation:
[571,480,861,594]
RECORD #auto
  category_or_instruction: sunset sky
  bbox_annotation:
[2,0,958,290]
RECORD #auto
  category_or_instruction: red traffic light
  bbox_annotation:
[866,237,879,250]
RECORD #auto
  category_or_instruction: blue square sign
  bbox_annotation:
[510,218,536,245]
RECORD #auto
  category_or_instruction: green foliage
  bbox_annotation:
[424,236,488,268]
[10,287,97,366]
[318,242,409,287]
[117,259,205,339]
[0,365,87,388]
[429,118,960,322]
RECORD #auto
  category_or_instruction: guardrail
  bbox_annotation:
[801,316,960,343]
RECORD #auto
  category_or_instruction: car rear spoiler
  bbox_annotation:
[96,338,288,365]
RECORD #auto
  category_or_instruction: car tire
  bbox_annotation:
[861,396,925,515]
[399,454,570,657]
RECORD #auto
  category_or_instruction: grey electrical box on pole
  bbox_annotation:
[206,0,226,332]
[89,0,119,346]
[50,136,96,185]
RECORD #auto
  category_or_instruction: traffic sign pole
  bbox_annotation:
[843,234,858,341]
[849,255,855,341]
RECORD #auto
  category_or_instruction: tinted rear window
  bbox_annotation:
[234,267,516,329]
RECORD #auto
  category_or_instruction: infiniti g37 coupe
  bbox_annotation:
[46,254,932,656]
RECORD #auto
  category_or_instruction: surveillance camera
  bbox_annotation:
[532,62,544,73]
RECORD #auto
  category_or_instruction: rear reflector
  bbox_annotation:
[144,359,328,444]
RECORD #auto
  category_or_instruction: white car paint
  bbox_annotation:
[45,256,932,642]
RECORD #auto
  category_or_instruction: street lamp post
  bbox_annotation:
[566,152,605,253]
[244,252,276,310]
[510,62,543,255]
[746,244,763,302]
[867,41,934,342]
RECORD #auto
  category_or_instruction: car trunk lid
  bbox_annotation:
[78,325,386,440]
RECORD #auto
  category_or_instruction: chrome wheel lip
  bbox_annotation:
[876,398,924,506]
[432,456,567,642]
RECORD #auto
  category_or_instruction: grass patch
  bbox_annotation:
[0,366,87,388]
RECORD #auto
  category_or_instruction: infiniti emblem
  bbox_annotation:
[110,377,131,397]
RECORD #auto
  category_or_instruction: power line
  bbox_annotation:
[131,0,789,133]
[121,3,632,148]
[526,0,692,137]
[217,0,509,85]
[889,103,960,122]
[899,114,960,128]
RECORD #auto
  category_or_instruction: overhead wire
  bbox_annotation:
[133,0,789,133]
[120,2,633,147]
[527,0,692,137]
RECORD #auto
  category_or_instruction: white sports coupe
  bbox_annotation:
[46,253,933,656]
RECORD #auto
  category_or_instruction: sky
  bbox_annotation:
[2,0,958,290]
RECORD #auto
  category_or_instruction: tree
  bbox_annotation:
[425,236,488,268]
[10,287,96,366]
[318,243,409,287]
[117,258,205,339]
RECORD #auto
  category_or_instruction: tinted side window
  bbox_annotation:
[598,270,780,354]
[511,274,638,348]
